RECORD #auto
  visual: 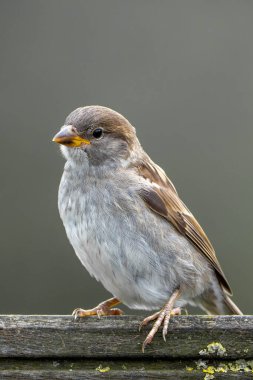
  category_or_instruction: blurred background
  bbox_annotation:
[0,0,252,315]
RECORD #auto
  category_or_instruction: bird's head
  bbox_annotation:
[53,106,138,167]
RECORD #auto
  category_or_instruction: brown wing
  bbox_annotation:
[137,160,232,295]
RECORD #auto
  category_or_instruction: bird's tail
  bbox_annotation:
[199,287,243,315]
[223,294,243,315]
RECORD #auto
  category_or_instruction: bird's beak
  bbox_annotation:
[52,125,90,147]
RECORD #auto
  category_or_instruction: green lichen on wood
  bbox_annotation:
[199,342,227,357]
[96,364,111,373]
[204,375,214,380]
[186,358,253,376]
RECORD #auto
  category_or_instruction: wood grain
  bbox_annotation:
[0,315,252,379]
[0,359,253,379]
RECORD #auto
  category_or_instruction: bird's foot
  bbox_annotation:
[139,289,181,352]
[72,297,123,319]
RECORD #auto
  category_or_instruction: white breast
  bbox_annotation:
[58,163,212,311]
[58,166,141,303]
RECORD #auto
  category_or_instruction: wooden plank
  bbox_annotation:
[0,359,252,379]
[0,315,252,359]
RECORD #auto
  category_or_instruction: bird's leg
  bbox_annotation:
[72,297,123,319]
[140,289,181,352]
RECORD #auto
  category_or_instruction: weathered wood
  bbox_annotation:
[0,359,253,379]
[0,315,252,379]
[0,315,252,359]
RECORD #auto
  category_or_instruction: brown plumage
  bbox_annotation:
[53,105,242,353]
[137,160,232,295]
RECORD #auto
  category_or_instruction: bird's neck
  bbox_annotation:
[64,139,146,179]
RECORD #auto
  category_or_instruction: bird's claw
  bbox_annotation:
[140,305,181,352]
[142,335,152,353]
[72,305,124,320]
[72,308,86,320]
[139,311,160,332]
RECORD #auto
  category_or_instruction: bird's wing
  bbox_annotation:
[137,160,232,295]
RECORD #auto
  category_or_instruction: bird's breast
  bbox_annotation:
[57,168,212,310]
[58,170,141,289]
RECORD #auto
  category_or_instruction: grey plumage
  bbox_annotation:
[55,105,242,316]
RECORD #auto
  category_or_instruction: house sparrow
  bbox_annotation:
[53,105,242,351]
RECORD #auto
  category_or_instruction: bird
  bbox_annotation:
[53,105,242,351]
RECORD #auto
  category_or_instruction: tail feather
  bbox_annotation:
[223,295,243,315]
[198,285,243,315]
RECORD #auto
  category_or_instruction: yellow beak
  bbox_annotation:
[52,125,90,147]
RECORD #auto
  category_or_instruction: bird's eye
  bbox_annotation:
[92,128,103,139]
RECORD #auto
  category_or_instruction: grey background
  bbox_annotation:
[0,0,252,315]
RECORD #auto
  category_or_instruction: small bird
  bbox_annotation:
[53,105,242,351]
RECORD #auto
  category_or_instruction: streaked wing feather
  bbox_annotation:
[137,161,232,295]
